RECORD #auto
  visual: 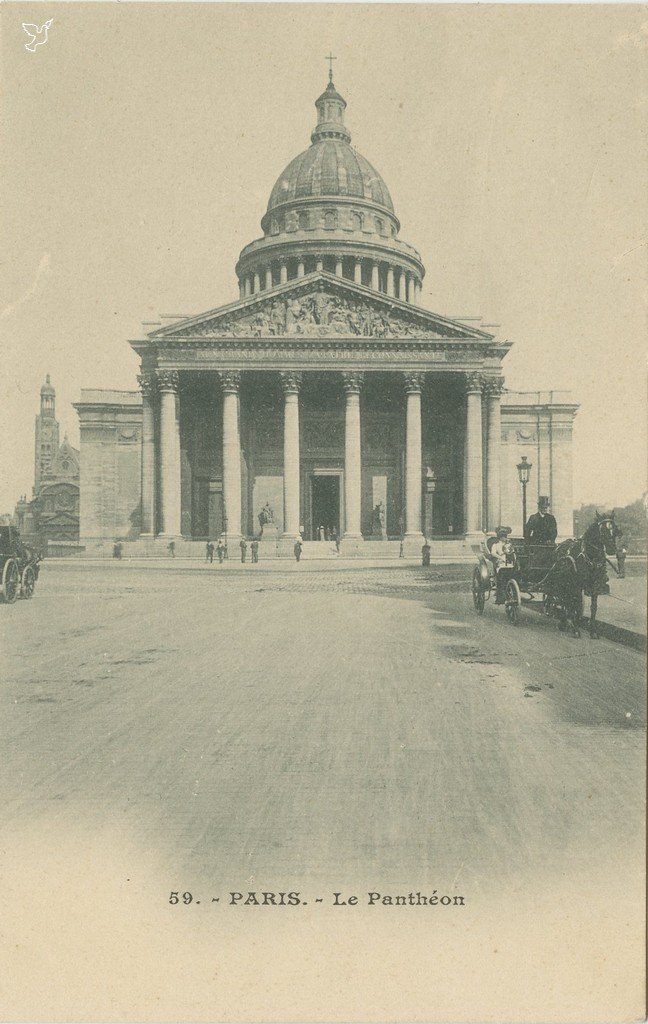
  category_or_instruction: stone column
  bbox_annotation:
[371,262,379,291]
[244,277,252,298]
[341,372,364,551]
[484,376,504,531]
[279,262,288,285]
[157,369,181,538]
[398,270,407,301]
[238,279,245,300]
[405,273,413,303]
[137,371,157,537]
[280,371,302,544]
[253,270,261,294]
[354,258,362,285]
[403,373,425,552]
[335,258,343,278]
[297,257,305,278]
[265,266,273,290]
[386,266,395,297]
[464,372,484,536]
[414,280,421,304]
[218,371,242,542]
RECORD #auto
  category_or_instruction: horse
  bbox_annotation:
[541,512,618,638]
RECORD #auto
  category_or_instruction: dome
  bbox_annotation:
[236,75,425,303]
[267,141,394,214]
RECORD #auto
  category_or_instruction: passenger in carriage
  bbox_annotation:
[490,527,515,605]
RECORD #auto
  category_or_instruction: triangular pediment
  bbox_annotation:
[148,273,494,343]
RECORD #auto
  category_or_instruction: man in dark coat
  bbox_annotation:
[524,496,558,546]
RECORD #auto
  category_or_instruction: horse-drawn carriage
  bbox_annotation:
[472,537,569,626]
[471,513,618,638]
[0,525,41,604]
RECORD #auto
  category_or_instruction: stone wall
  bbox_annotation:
[74,391,143,550]
[501,391,578,539]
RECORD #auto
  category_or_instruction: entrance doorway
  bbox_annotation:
[310,475,341,540]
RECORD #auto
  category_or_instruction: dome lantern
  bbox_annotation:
[311,79,351,144]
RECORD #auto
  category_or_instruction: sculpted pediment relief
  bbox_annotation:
[161,283,482,342]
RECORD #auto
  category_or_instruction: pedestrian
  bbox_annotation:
[113,540,122,560]
[294,538,302,562]
[251,539,259,563]
[206,540,214,563]
[167,540,175,558]
[240,538,247,563]
[216,539,225,563]
[331,527,340,554]
[422,539,431,566]
[616,531,627,579]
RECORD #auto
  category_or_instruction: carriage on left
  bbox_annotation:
[0,525,41,604]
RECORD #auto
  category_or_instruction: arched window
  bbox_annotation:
[351,211,363,231]
[298,210,310,231]
[375,218,384,235]
[324,209,337,229]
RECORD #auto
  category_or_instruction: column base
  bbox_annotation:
[340,535,364,557]
[463,531,487,552]
[278,534,302,558]
[401,533,425,558]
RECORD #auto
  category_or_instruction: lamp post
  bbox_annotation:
[425,467,437,539]
[516,456,532,537]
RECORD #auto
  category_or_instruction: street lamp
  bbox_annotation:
[425,467,437,539]
[516,456,532,536]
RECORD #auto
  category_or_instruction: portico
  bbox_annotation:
[132,275,509,555]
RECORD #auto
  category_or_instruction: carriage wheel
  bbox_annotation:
[472,567,485,615]
[21,565,36,599]
[505,579,521,625]
[1,559,19,604]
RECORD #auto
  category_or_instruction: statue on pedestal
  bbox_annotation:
[372,501,386,539]
[258,502,278,539]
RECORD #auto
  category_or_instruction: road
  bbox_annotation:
[1,561,645,1021]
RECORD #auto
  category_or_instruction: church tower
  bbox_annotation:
[34,375,60,492]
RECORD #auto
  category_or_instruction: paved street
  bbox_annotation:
[1,560,645,1022]
[2,561,644,892]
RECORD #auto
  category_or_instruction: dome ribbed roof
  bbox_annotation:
[267,140,394,213]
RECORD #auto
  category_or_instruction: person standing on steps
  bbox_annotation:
[240,538,247,563]
[216,539,225,563]
[251,539,259,563]
[206,540,214,563]
[294,538,303,562]
[422,539,431,566]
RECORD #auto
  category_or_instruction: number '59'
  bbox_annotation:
[169,891,193,905]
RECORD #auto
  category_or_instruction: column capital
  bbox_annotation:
[483,375,505,398]
[464,372,485,395]
[280,370,302,395]
[404,372,425,394]
[218,370,242,394]
[137,370,157,399]
[156,369,179,394]
[341,371,365,395]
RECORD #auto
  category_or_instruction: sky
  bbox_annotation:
[1,2,647,511]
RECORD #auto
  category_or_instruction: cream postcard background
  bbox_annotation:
[1,3,646,1021]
